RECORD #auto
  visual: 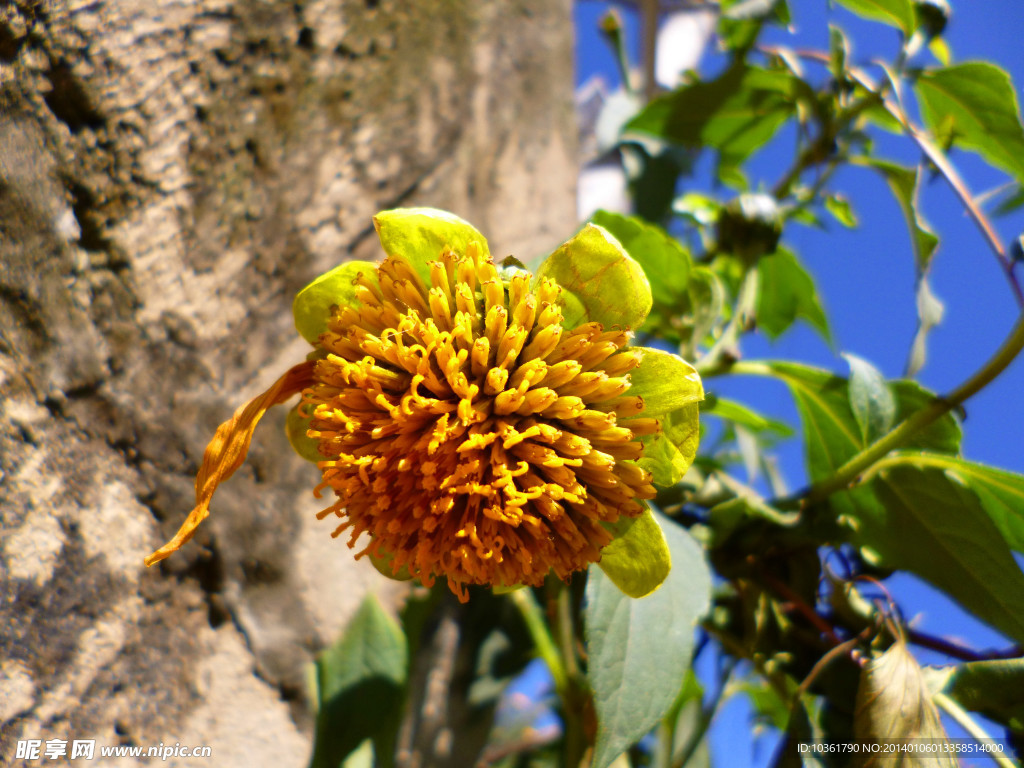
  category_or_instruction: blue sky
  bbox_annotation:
[572,2,1024,765]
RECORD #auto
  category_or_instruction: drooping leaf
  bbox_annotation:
[586,515,712,768]
[916,62,1024,183]
[845,465,1024,644]
[853,638,956,767]
[856,159,939,269]
[310,595,408,768]
[833,0,915,35]
[905,275,945,377]
[598,508,672,598]
[536,224,653,330]
[293,260,378,344]
[756,248,831,341]
[373,207,490,285]
[844,354,896,444]
[945,657,1024,731]
[626,64,798,173]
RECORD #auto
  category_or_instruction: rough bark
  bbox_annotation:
[0,0,576,765]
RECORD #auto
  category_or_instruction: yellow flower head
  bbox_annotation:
[146,209,703,602]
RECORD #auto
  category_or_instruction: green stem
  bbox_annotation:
[508,589,569,698]
[934,693,1017,768]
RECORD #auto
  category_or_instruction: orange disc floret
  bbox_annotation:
[301,242,659,601]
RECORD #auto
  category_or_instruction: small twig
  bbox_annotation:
[907,627,1022,663]
[793,633,867,705]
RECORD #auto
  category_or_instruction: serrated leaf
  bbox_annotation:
[844,466,1024,644]
[586,515,711,768]
[598,508,672,598]
[626,64,797,171]
[853,639,955,767]
[834,0,915,35]
[536,224,653,331]
[857,159,939,269]
[756,248,831,341]
[945,658,1024,731]
[310,595,408,768]
[916,63,1024,183]
[844,353,896,444]
[293,260,378,344]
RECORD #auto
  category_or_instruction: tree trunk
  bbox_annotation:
[0,0,576,764]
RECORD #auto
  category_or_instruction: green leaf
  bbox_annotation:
[845,466,1024,644]
[293,260,378,344]
[877,452,1024,553]
[536,224,653,330]
[844,354,896,444]
[756,248,831,341]
[704,396,794,437]
[598,508,672,598]
[626,64,797,172]
[823,193,858,228]
[310,595,407,768]
[916,63,1024,183]
[628,348,704,488]
[833,0,915,35]
[853,639,955,765]
[945,658,1024,731]
[586,515,712,768]
[752,363,959,482]
[373,207,490,285]
[286,405,323,463]
[856,158,939,269]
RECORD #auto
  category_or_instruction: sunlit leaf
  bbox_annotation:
[756,248,831,341]
[916,62,1024,183]
[844,466,1024,644]
[536,224,653,330]
[844,353,896,444]
[627,64,797,172]
[703,396,794,437]
[373,207,490,285]
[286,405,322,463]
[824,193,858,228]
[598,508,672,598]
[293,260,378,344]
[587,515,712,768]
[834,0,915,35]
[856,159,939,269]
